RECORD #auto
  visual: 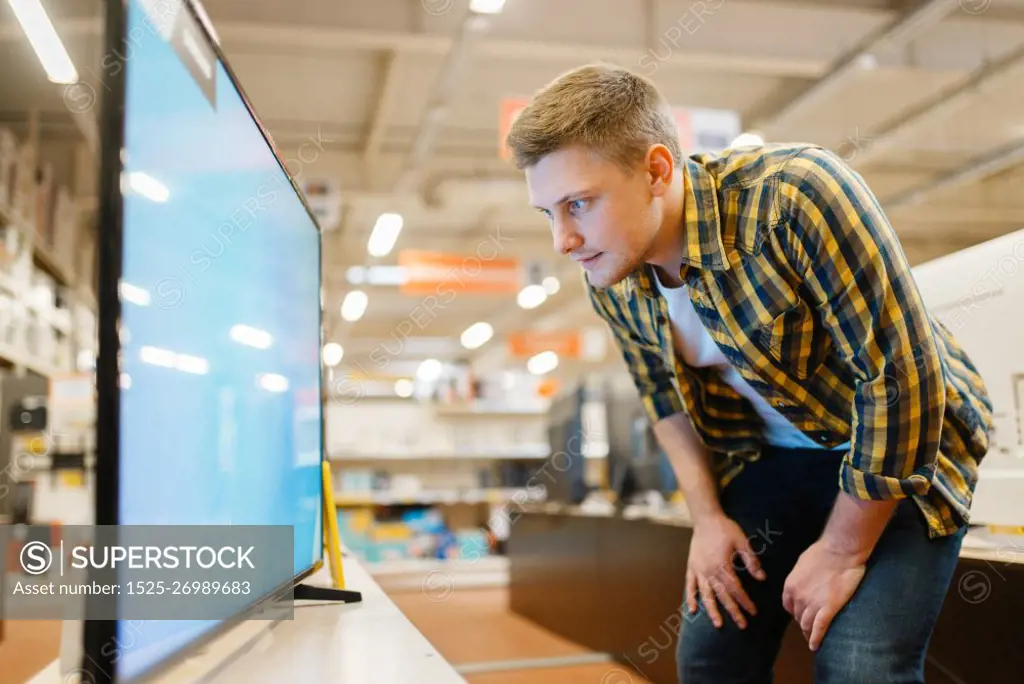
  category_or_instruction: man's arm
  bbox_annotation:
[651,412,722,524]
[774,146,945,648]
[588,284,765,629]
[776,145,944,529]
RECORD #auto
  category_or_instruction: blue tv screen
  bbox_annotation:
[113,0,323,677]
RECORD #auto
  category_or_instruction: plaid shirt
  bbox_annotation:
[588,144,993,539]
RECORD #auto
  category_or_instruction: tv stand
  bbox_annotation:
[293,583,362,603]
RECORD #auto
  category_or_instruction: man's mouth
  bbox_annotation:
[576,253,603,268]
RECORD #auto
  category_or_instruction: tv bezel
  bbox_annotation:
[84,0,327,681]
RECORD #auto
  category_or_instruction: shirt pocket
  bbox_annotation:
[753,299,828,380]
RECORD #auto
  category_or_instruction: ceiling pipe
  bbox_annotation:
[850,41,1024,167]
[751,0,960,136]
[393,11,493,195]
[884,137,1024,210]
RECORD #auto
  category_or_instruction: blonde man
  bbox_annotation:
[506,63,992,684]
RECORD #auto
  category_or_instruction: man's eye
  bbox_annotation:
[568,199,587,214]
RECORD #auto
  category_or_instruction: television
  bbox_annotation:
[604,381,677,505]
[85,0,326,680]
[911,226,1024,528]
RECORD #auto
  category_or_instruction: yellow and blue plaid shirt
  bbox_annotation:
[588,144,993,539]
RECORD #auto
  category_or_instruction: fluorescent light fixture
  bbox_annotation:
[367,213,403,257]
[417,358,443,382]
[346,265,408,286]
[139,346,209,375]
[140,345,176,368]
[461,322,494,350]
[127,171,170,202]
[175,354,209,375]
[542,276,560,295]
[323,342,344,367]
[470,0,506,13]
[119,282,151,306]
[257,373,289,393]
[394,378,414,398]
[527,351,559,375]
[517,284,547,310]
[730,132,764,148]
[8,0,79,84]
[230,324,273,350]
[341,290,368,322]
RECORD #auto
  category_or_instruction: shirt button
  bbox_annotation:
[817,435,830,443]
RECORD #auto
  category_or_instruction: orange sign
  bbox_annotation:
[399,249,522,295]
[498,96,532,161]
[507,330,582,359]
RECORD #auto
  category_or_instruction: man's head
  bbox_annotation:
[506,63,683,288]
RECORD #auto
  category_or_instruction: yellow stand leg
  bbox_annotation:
[293,461,363,603]
[322,460,346,589]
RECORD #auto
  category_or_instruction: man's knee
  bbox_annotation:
[814,638,925,684]
[676,607,771,684]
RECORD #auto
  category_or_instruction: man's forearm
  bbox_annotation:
[819,490,899,562]
[652,412,723,524]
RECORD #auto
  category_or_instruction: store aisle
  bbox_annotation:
[388,587,653,683]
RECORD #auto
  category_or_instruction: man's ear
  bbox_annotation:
[646,144,674,197]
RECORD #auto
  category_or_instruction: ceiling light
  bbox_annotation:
[341,290,368,321]
[367,213,403,257]
[527,351,559,375]
[394,379,414,398]
[127,172,170,202]
[856,53,878,70]
[461,322,494,350]
[323,343,344,367]
[470,0,506,13]
[417,358,443,382]
[257,373,289,393]
[230,324,273,350]
[542,276,560,295]
[517,284,547,310]
[119,282,151,306]
[8,0,79,84]
[730,132,764,148]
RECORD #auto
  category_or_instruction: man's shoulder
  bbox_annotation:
[691,142,831,190]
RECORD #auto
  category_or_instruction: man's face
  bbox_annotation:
[526,146,663,289]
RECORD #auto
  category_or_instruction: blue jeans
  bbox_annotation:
[676,445,966,684]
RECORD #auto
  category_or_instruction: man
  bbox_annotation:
[506,63,993,684]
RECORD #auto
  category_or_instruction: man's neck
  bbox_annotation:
[645,173,686,287]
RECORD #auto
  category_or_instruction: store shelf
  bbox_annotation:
[329,443,551,461]
[0,341,62,378]
[336,487,546,507]
[365,555,510,591]
[430,402,548,418]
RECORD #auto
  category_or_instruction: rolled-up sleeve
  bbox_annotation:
[776,147,943,501]
[587,285,686,424]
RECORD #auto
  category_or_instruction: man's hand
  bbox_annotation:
[782,541,866,651]
[685,513,766,629]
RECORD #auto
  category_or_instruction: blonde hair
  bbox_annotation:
[505,63,682,171]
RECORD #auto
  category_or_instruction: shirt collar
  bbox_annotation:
[629,157,729,298]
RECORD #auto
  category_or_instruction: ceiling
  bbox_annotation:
[3,0,1024,385]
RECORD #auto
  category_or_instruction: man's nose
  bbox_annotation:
[552,218,583,255]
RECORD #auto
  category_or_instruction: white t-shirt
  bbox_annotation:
[652,273,832,449]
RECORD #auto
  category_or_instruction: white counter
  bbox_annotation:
[29,554,467,684]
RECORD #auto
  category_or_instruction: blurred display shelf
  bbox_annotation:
[0,341,63,378]
[329,443,551,461]
[430,402,548,417]
[335,487,546,507]
[364,555,510,591]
